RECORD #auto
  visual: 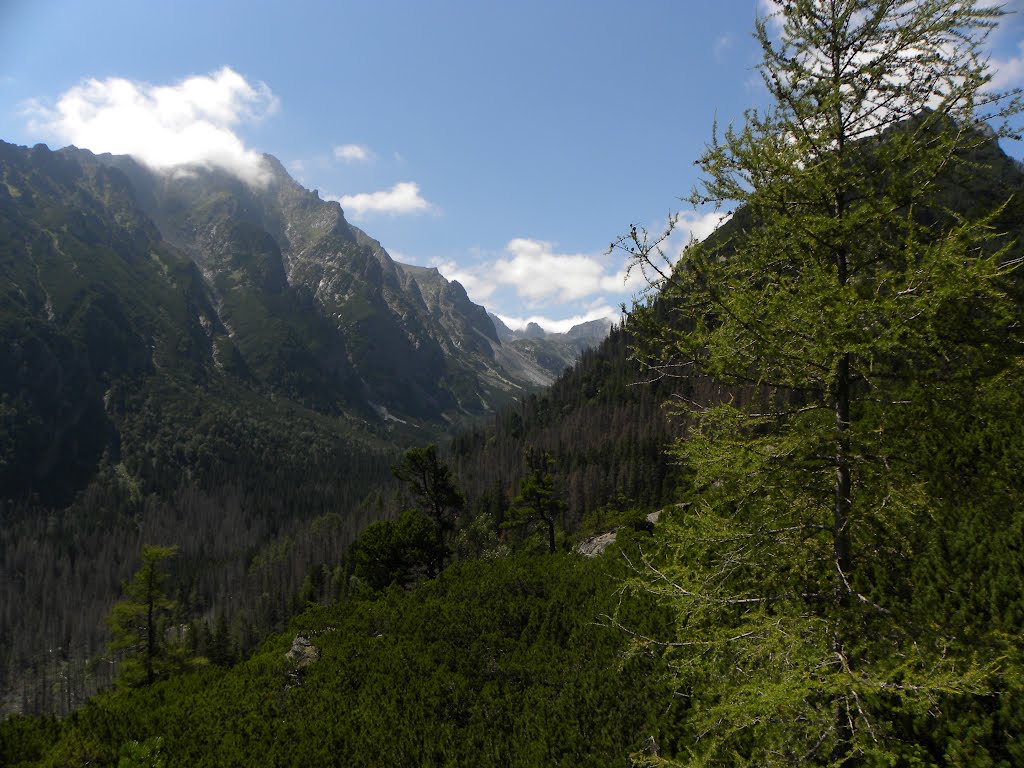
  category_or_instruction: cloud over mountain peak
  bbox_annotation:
[26,66,278,186]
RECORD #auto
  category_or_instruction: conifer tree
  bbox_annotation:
[618,1,1023,764]
[505,452,566,554]
[392,444,464,530]
[106,545,182,686]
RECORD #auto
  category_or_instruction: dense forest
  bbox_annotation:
[0,536,681,767]
[5,1,1024,765]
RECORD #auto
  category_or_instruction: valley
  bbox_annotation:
[3,2,1024,765]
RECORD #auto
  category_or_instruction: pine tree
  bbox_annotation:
[504,452,566,554]
[618,1,1023,764]
[392,444,465,530]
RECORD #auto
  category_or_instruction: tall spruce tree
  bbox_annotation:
[618,1,1023,764]
[392,444,465,531]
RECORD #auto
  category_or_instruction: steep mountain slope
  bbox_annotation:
[0,141,400,713]
[0,139,587,715]
[1,138,592,509]
[1,138,616,514]
[92,149,549,423]
[1,141,228,504]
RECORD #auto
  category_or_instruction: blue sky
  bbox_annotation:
[2,1,1023,331]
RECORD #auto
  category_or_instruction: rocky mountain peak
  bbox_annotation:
[2,141,607,436]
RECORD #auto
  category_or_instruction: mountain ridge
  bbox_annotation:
[11,141,611,426]
[0,138,611,714]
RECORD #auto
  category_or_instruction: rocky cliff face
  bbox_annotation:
[70,145,589,419]
[0,139,615,502]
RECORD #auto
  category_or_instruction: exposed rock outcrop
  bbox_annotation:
[575,510,664,558]
[285,634,320,669]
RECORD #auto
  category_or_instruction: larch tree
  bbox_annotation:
[107,544,182,687]
[616,1,1023,764]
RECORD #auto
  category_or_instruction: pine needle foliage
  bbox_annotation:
[617,1,1024,765]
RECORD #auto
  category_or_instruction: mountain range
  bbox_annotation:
[3,125,1023,763]
[5,123,1023,735]
[0,139,612,714]
[0,140,609,505]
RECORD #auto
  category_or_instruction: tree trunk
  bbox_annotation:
[834,351,852,582]
[146,567,156,686]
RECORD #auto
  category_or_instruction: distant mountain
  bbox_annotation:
[486,312,614,383]
[562,317,615,341]
[489,313,613,344]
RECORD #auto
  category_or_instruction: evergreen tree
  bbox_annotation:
[106,545,183,687]
[206,612,236,667]
[392,444,465,530]
[618,1,1023,764]
[504,452,566,554]
[351,510,448,588]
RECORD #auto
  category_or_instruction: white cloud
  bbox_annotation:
[26,67,279,187]
[988,39,1024,91]
[428,211,727,318]
[494,305,620,335]
[757,0,784,32]
[678,209,728,242]
[334,143,373,162]
[492,213,726,304]
[491,238,645,303]
[426,242,626,323]
[330,182,436,218]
